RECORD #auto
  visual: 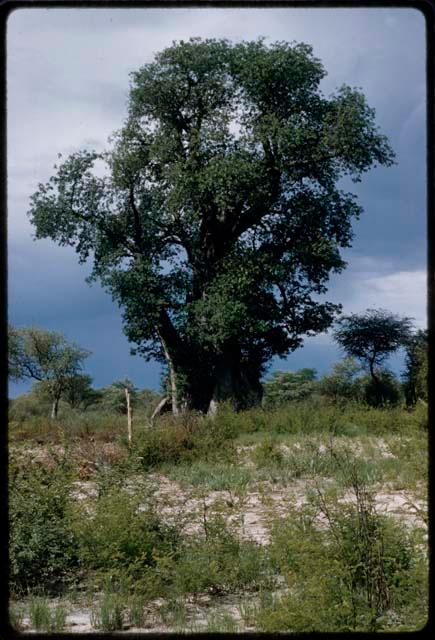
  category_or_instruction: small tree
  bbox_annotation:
[100,378,138,415]
[61,374,102,411]
[263,368,317,408]
[319,357,364,404]
[8,326,91,419]
[402,329,428,406]
[333,309,413,406]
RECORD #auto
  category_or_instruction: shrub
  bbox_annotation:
[252,438,284,468]
[135,411,236,470]
[362,370,402,407]
[167,460,252,491]
[264,476,428,632]
[73,488,180,581]
[172,514,272,596]
[9,455,79,594]
[263,369,318,408]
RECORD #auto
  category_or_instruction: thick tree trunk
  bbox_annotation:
[207,346,263,415]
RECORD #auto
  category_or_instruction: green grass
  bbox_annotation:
[165,460,253,491]
[28,597,68,632]
[8,399,428,633]
[90,592,125,631]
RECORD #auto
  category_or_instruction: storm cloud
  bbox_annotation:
[7,6,426,395]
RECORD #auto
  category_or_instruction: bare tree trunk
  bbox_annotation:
[151,396,170,422]
[125,387,132,443]
[51,397,59,420]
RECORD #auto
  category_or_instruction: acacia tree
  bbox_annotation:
[8,326,91,418]
[263,368,317,407]
[333,309,413,404]
[28,38,394,414]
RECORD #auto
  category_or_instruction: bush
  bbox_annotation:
[172,514,272,596]
[135,411,236,470]
[263,477,428,632]
[9,455,79,594]
[362,370,402,407]
[73,487,180,582]
[263,369,318,408]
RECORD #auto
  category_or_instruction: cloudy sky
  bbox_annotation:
[7,6,427,396]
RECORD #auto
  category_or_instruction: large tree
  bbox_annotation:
[8,326,91,419]
[29,38,394,414]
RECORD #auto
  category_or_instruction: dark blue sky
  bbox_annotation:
[8,7,427,396]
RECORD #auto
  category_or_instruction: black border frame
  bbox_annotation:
[0,1,433,637]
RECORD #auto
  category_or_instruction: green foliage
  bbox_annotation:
[73,488,180,581]
[172,515,271,597]
[9,389,52,422]
[8,325,91,417]
[99,378,139,415]
[167,460,252,491]
[159,597,188,630]
[28,597,67,632]
[9,455,79,594]
[136,411,236,470]
[402,329,428,406]
[333,309,413,406]
[9,603,25,631]
[252,438,284,468]
[319,357,364,404]
[90,592,125,631]
[262,483,427,632]
[263,368,318,408]
[28,38,394,411]
[61,373,102,410]
[204,611,240,633]
[361,369,402,407]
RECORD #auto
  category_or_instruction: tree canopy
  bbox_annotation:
[8,326,91,418]
[333,309,413,405]
[28,38,395,414]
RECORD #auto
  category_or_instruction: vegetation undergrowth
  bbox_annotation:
[9,397,427,632]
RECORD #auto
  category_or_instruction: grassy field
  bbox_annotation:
[8,400,428,632]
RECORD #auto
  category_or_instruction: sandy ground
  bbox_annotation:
[10,437,427,633]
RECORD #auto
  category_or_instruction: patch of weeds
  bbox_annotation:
[90,591,125,631]
[385,432,428,488]
[127,594,147,628]
[204,610,240,632]
[262,467,428,632]
[173,514,274,597]
[72,487,180,581]
[238,597,259,628]
[159,596,188,631]
[9,602,25,631]
[252,438,284,468]
[135,411,237,470]
[166,460,252,491]
[28,597,67,632]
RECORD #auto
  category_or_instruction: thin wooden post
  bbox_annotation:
[125,387,132,444]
